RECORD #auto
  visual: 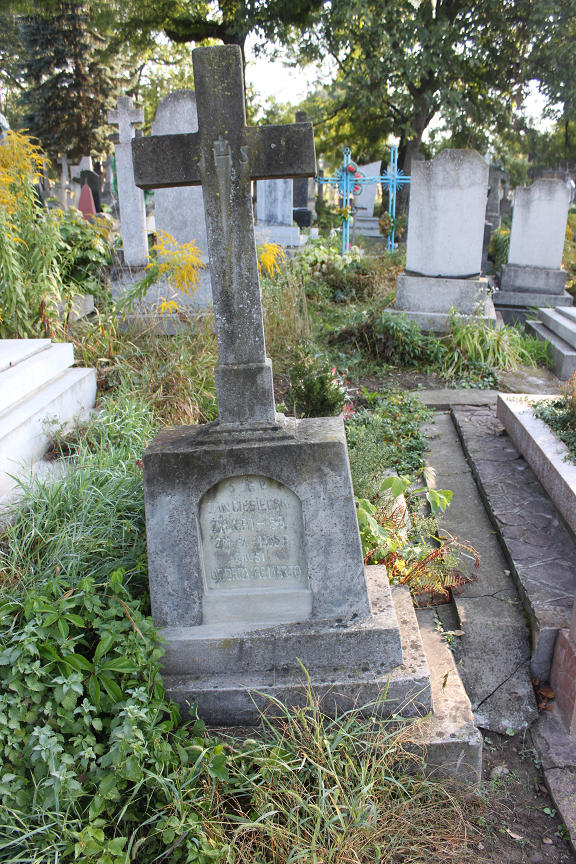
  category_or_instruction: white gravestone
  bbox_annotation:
[255,178,306,246]
[354,160,382,238]
[107,97,149,267]
[508,179,570,271]
[406,149,489,278]
[57,154,73,210]
[152,90,212,308]
[496,179,573,321]
[393,149,493,330]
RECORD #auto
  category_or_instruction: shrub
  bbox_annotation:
[287,350,347,417]
[488,227,510,272]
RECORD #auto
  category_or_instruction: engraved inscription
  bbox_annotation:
[199,475,309,591]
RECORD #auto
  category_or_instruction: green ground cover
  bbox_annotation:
[533,372,576,464]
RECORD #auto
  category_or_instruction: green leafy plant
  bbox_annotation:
[58,208,114,297]
[533,373,576,464]
[488,227,510,271]
[287,350,347,417]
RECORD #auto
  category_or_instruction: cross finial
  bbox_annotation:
[108,96,144,145]
[131,45,316,427]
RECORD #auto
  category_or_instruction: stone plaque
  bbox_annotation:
[199,474,309,593]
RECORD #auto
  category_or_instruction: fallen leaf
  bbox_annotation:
[539,686,555,699]
[543,837,553,845]
[505,828,524,841]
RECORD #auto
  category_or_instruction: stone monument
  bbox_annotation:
[57,153,73,211]
[255,178,306,246]
[354,160,382,238]
[494,179,573,324]
[131,45,433,725]
[107,97,149,267]
[151,90,212,309]
[392,149,495,330]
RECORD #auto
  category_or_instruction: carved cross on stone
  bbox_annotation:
[132,45,316,426]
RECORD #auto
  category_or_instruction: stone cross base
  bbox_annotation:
[254,225,307,247]
[392,273,496,332]
[161,571,432,725]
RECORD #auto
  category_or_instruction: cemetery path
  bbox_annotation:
[423,406,539,735]
[420,392,576,861]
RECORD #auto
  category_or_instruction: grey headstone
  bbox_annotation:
[131,49,415,728]
[293,111,309,209]
[107,97,148,267]
[405,149,489,278]
[508,179,570,271]
[257,178,293,225]
[151,90,212,308]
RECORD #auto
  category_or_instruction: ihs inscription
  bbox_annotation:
[199,475,309,591]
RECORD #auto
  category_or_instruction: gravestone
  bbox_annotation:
[151,90,212,309]
[70,155,92,209]
[485,163,508,232]
[0,113,8,144]
[78,180,96,219]
[495,179,573,324]
[131,45,430,724]
[57,153,73,210]
[107,97,149,267]
[80,169,101,212]
[255,178,306,246]
[393,149,494,330]
[101,154,115,207]
[354,160,382,238]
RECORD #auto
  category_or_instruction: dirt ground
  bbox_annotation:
[471,728,575,863]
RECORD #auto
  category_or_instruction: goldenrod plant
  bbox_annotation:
[118,230,205,314]
[257,240,285,276]
[0,130,63,337]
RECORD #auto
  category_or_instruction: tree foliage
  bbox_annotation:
[18,2,116,160]
[291,0,546,177]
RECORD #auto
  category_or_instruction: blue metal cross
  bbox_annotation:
[316,145,411,253]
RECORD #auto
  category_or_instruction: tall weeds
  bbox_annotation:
[262,265,312,371]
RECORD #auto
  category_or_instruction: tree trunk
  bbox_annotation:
[396,99,433,217]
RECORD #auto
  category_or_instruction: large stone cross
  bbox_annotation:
[132,45,316,426]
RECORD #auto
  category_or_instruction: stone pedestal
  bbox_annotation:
[494,264,572,324]
[142,415,432,721]
[392,273,495,331]
[254,225,306,247]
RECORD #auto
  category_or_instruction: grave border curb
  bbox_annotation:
[496,394,576,540]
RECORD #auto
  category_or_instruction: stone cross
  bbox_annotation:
[108,97,149,267]
[132,45,316,426]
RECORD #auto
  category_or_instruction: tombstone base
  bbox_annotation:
[493,289,573,327]
[396,273,489,315]
[501,264,568,295]
[161,570,431,725]
[255,225,307,247]
[392,273,495,331]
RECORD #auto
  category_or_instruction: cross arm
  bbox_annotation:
[132,132,203,189]
[246,123,316,180]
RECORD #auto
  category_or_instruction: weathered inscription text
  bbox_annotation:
[199,475,309,591]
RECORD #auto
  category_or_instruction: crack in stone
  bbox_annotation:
[473,657,532,710]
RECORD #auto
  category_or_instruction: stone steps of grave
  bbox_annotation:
[0,340,96,499]
[525,314,576,380]
[538,306,576,350]
[0,342,74,415]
